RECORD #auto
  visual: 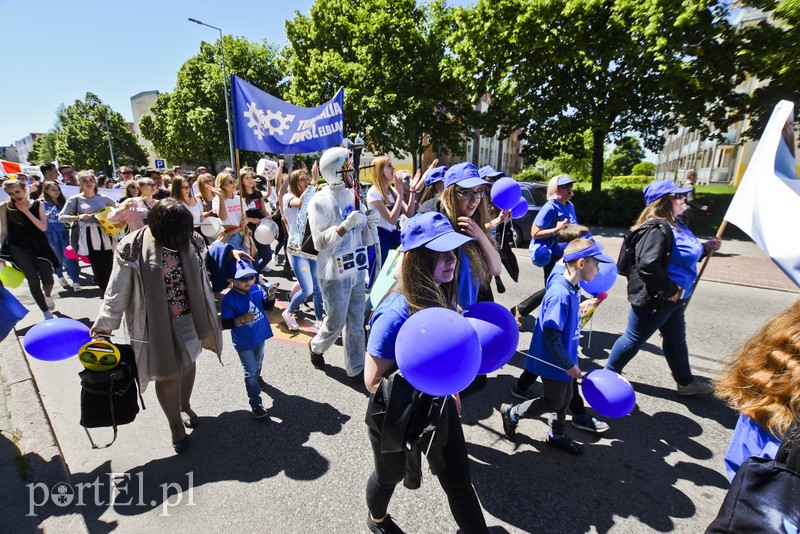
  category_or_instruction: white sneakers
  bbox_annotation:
[73,283,82,292]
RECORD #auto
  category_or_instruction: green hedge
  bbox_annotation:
[609,175,654,186]
[570,184,743,237]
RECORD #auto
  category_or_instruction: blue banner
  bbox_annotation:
[231,75,344,154]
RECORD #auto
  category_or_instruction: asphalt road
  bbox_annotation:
[2,233,798,533]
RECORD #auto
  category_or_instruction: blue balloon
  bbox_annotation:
[582,369,636,418]
[463,302,520,374]
[23,318,91,362]
[580,260,618,295]
[490,177,522,211]
[395,307,481,396]
[510,197,529,219]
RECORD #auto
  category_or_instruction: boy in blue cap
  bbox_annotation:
[220,259,275,419]
[501,238,614,454]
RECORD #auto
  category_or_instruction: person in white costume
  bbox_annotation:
[307,147,375,380]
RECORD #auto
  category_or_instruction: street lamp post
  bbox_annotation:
[188,18,236,172]
[104,109,117,176]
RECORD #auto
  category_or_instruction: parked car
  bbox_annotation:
[508,182,548,247]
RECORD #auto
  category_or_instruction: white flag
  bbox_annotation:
[724,100,800,288]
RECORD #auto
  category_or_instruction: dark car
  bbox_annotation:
[508,182,548,247]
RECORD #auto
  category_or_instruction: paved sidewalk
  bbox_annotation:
[0,228,795,533]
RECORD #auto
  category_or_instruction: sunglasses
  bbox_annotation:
[140,182,156,187]
[672,193,687,200]
[121,171,133,175]
[455,188,485,200]
[223,180,236,185]
[237,274,256,282]
[558,184,574,190]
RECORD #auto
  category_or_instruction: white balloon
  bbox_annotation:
[200,217,221,237]
[254,219,279,245]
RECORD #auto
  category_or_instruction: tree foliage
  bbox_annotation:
[631,161,655,176]
[141,36,283,172]
[737,1,800,140]
[450,0,743,193]
[27,132,58,165]
[51,93,147,174]
[283,0,474,168]
[606,136,645,176]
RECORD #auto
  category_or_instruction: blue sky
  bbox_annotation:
[0,0,328,145]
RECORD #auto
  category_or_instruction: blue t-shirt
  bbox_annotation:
[526,274,580,381]
[43,201,68,234]
[220,284,274,351]
[724,414,780,481]
[532,200,578,259]
[667,223,704,299]
[367,292,410,360]
[456,248,479,309]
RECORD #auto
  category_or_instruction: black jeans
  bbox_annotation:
[516,256,556,316]
[366,397,488,533]
[9,244,53,312]
[513,378,573,435]
[87,240,114,294]
[517,373,586,416]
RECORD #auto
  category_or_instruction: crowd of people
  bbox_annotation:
[0,149,796,533]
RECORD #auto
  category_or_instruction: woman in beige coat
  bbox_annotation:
[91,199,224,454]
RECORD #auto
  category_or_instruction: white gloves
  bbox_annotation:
[342,211,367,231]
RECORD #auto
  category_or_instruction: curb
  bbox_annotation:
[0,326,88,533]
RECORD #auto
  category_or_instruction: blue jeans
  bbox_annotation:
[236,343,265,407]
[227,231,247,253]
[288,254,323,319]
[606,301,694,386]
[45,229,81,281]
[254,241,273,272]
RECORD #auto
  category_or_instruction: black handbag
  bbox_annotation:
[706,421,800,533]
[79,344,143,449]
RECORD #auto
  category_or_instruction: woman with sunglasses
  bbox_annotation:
[107,176,160,232]
[41,181,82,290]
[171,176,203,234]
[58,171,117,293]
[605,180,720,396]
[367,156,417,267]
[364,211,488,534]
[122,180,140,200]
[420,162,501,310]
[510,175,579,327]
[239,168,273,273]
[0,180,59,320]
[212,171,249,252]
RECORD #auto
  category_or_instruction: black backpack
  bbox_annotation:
[617,220,673,277]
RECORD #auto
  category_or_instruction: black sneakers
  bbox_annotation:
[500,403,518,441]
[308,340,325,370]
[367,513,405,534]
[252,404,269,419]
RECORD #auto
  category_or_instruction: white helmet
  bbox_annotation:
[318,147,352,185]
[256,158,278,181]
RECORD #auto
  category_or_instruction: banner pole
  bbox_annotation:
[685,219,728,308]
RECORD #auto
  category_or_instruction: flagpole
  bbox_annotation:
[685,220,728,308]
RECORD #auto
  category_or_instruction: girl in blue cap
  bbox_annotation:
[364,211,488,534]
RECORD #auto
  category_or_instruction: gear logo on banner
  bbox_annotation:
[243,102,295,140]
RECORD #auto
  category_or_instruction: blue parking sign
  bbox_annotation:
[154,159,166,169]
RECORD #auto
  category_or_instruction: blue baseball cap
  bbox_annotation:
[478,165,505,180]
[229,259,258,280]
[424,166,448,187]
[562,241,614,264]
[444,162,487,190]
[643,180,692,206]
[557,175,577,187]
[401,212,473,252]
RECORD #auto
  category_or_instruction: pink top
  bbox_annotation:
[108,199,155,231]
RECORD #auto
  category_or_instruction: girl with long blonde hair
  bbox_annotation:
[367,156,417,264]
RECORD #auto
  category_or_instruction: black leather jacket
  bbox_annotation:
[626,219,680,312]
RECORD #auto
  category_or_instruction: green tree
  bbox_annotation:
[631,161,655,176]
[737,1,800,141]
[141,36,283,172]
[54,93,147,174]
[283,0,474,169]
[450,0,742,194]
[606,136,645,176]
[27,132,58,165]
